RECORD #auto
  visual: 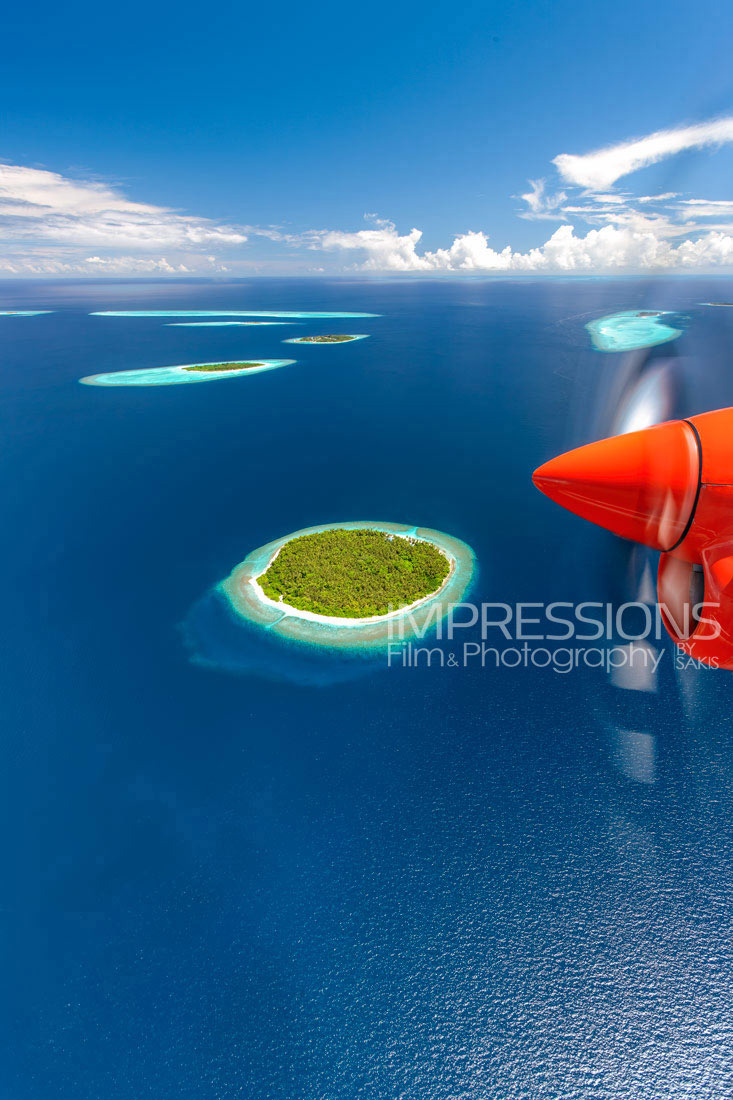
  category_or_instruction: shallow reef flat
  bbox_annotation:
[90,310,380,318]
[79,359,296,386]
[0,310,52,316]
[166,321,292,327]
[219,521,475,649]
[586,309,683,352]
[284,334,369,344]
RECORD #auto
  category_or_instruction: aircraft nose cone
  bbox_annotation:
[533,419,700,551]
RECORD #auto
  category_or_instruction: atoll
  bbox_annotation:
[586,310,683,352]
[219,521,475,649]
[79,359,296,386]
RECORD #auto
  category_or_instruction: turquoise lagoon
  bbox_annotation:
[167,321,293,327]
[586,310,683,352]
[91,310,379,318]
[0,310,52,316]
[80,359,296,387]
[219,521,475,650]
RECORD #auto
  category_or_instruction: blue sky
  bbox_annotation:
[2,0,733,275]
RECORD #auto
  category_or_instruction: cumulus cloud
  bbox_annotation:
[5,114,733,276]
[553,117,733,190]
[316,222,432,271]
[316,218,733,273]
[313,115,733,274]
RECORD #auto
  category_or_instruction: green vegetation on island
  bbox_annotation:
[182,361,265,373]
[298,334,357,343]
[257,528,451,617]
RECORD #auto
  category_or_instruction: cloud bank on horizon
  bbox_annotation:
[3,117,733,275]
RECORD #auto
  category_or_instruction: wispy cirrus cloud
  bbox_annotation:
[518,179,568,221]
[0,162,251,270]
[553,117,733,190]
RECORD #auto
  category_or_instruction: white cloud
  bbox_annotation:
[84,256,191,273]
[519,179,567,220]
[316,223,433,271]
[238,111,733,275]
[316,218,733,274]
[553,117,733,190]
[0,252,197,275]
[637,193,678,203]
[0,162,250,270]
[4,114,733,277]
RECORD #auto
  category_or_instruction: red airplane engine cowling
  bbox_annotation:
[532,406,733,670]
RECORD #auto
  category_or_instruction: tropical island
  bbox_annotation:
[218,521,476,648]
[285,333,368,345]
[182,361,267,373]
[80,359,296,386]
[257,528,450,618]
[586,309,684,352]
[0,310,52,317]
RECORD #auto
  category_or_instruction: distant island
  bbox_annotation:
[701,302,733,307]
[257,528,450,618]
[285,334,369,345]
[0,310,52,317]
[295,334,362,343]
[219,521,476,648]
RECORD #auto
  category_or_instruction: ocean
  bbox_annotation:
[3,277,733,1098]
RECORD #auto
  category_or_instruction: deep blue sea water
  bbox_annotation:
[3,278,733,1098]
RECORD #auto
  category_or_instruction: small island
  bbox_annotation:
[182,361,267,373]
[219,521,476,648]
[0,310,52,317]
[586,310,684,352]
[80,359,296,386]
[285,334,369,345]
[257,528,450,618]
